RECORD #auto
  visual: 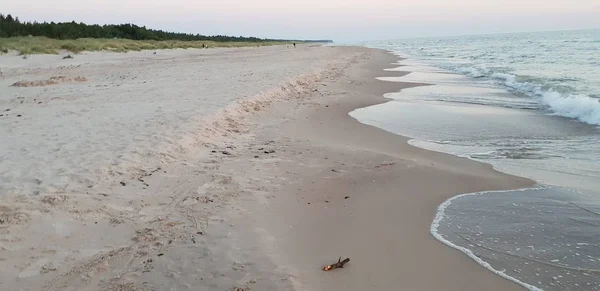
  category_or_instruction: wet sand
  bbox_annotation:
[212,49,535,290]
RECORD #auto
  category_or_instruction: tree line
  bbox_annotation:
[0,14,273,42]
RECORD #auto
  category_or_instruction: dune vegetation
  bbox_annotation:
[0,36,288,55]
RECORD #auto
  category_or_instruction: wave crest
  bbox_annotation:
[455,67,600,126]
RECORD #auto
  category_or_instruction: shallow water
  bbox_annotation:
[350,30,600,290]
[435,187,600,291]
[352,66,600,191]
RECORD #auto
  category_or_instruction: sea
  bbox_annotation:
[350,30,600,290]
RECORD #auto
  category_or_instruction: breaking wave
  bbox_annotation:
[454,66,600,126]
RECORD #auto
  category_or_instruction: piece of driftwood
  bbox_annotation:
[322,257,350,271]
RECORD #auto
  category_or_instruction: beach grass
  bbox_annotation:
[0,36,289,55]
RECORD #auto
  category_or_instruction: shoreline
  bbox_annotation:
[368,50,600,290]
[0,45,536,290]
[216,48,535,290]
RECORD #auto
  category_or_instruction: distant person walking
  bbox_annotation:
[293,42,296,48]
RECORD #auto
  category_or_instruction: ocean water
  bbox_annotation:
[350,30,600,290]
[376,29,600,124]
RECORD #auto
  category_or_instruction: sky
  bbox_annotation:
[4,0,600,42]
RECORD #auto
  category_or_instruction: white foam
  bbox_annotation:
[541,91,600,125]
[431,187,547,291]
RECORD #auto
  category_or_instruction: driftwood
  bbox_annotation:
[322,257,350,271]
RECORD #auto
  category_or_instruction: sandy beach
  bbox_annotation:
[1,45,534,291]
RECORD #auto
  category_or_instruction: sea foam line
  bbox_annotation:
[430,186,548,291]
[367,55,549,290]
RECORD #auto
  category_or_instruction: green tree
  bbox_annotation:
[0,13,277,42]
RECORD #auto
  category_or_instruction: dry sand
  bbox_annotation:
[0,45,533,291]
[0,45,356,197]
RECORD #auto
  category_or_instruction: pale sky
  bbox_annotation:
[4,0,600,41]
